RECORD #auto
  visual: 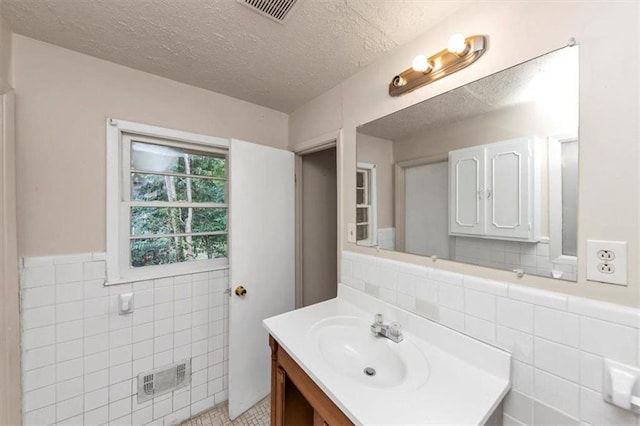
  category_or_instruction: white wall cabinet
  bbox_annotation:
[449,137,540,242]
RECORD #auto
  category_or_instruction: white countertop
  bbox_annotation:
[263,284,511,426]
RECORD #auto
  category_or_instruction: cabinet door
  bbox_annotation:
[449,147,486,235]
[486,138,532,239]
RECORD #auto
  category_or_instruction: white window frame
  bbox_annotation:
[356,162,377,247]
[106,118,230,285]
[548,133,578,266]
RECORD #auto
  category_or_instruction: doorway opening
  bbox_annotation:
[296,145,338,308]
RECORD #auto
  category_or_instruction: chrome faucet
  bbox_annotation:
[370,313,403,343]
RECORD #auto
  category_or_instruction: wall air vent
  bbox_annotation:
[137,359,191,403]
[238,0,304,24]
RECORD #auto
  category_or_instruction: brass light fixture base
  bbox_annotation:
[389,35,487,97]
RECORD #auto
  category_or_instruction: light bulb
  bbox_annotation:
[447,34,467,55]
[412,55,431,73]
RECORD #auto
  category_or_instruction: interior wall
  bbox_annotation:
[301,148,337,306]
[355,133,394,229]
[290,1,640,307]
[12,35,289,257]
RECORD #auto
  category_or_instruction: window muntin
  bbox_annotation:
[123,135,228,269]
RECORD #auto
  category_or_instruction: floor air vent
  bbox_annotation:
[238,0,303,24]
[137,359,191,403]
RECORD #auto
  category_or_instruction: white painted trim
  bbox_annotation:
[293,129,340,154]
[105,118,230,284]
[356,162,377,247]
[548,133,578,266]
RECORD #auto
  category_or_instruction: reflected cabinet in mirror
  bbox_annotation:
[356,46,579,281]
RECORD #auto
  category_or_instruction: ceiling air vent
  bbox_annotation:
[238,0,303,24]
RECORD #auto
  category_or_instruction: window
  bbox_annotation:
[355,162,377,246]
[107,119,230,283]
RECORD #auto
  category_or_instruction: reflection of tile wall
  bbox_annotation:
[20,253,229,425]
[453,237,577,281]
[377,228,395,251]
[341,251,639,426]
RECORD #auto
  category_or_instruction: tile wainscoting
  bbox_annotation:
[20,253,229,425]
[341,251,640,426]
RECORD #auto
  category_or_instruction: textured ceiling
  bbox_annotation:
[358,46,579,141]
[1,0,471,112]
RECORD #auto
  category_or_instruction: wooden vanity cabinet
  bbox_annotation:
[270,336,354,426]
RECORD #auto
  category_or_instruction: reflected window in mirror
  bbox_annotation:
[356,163,377,246]
[549,134,579,269]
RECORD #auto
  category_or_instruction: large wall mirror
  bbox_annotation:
[356,46,579,282]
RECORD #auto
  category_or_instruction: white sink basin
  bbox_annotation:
[308,316,430,391]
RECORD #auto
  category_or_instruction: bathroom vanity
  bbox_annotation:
[264,285,511,425]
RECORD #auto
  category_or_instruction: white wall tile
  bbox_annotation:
[57,377,83,402]
[439,307,464,331]
[84,405,109,425]
[24,345,56,371]
[580,317,637,365]
[497,298,534,333]
[465,289,496,321]
[580,352,603,392]
[533,401,578,425]
[534,306,580,347]
[109,396,132,420]
[534,370,579,418]
[512,360,533,396]
[24,384,56,412]
[84,316,109,337]
[429,268,463,286]
[85,369,109,393]
[56,358,83,382]
[56,321,83,343]
[497,326,533,364]
[83,261,106,281]
[56,339,83,362]
[23,305,56,330]
[22,286,56,309]
[534,338,580,382]
[464,315,496,343]
[24,404,56,426]
[24,365,56,392]
[569,297,640,328]
[57,301,84,323]
[56,395,84,422]
[503,391,533,425]
[439,283,464,311]
[463,275,508,297]
[23,325,55,350]
[580,387,637,426]
[55,263,84,285]
[509,286,568,310]
[84,333,109,355]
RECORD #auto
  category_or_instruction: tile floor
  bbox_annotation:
[180,396,270,426]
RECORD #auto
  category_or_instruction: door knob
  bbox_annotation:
[235,285,247,297]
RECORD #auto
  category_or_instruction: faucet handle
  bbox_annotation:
[374,313,384,325]
[390,322,402,337]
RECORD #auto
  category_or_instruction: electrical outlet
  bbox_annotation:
[597,250,615,261]
[597,263,615,274]
[587,240,627,286]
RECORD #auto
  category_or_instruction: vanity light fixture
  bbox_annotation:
[389,34,487,96]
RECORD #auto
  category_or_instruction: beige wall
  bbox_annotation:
[290,1,640,307]
[13,35,289,257]
[356,133,394,229]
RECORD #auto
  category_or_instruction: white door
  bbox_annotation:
[449,147,485,236]
[486,138,531,239]
[228,139,295,419]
